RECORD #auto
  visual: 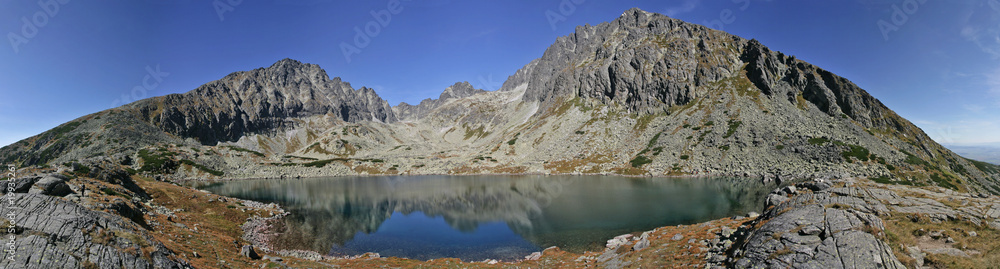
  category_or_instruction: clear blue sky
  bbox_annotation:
[1,0,998,147]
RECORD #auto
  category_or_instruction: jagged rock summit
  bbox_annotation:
[131,58,398,145]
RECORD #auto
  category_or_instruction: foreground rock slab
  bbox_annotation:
[0,193,190,269]
[731,180,905,268]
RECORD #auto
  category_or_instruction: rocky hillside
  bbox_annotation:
[1,8,998,195]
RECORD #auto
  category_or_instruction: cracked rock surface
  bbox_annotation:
[0,193,190,269]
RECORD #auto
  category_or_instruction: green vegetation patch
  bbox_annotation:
[463,124,490,140]
[137,148,178,174]
[646,133,661,149]
[698,131,711,142]
[966,158,999,174]
[63,162,91,176]
[507,133,520,145]
[179,159,224,176]
[45,121,83,140]
[630,156,652,168]
[302,158,349,168]
[301,158,384,168]
[902,150,930,166]
[225,146,264,157]
[808,137,830,145]
[723,120,742,138]
[841,144,871,163]
[930,173,958,190]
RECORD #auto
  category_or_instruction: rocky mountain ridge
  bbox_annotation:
[1,7,1000,268]
[1,9,997,195]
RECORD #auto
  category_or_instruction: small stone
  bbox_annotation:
[721,227,735,238]
[672,233,684,241]
[193,251,201,258]
[766,194,789,207]
[945,237,955,244]
[783,186,797,195]
[633,237,650,251]
[606,234,632,248]
[240,245,261,260]
[967,231,978,237]
[746,212,760,219]
[929,230,943,240]
[524,252,542,261]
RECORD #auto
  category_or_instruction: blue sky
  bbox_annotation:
[1,0,998,147]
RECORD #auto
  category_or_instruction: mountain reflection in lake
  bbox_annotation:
[199,175,775,261]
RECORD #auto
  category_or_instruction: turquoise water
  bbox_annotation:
[199,175,774,261]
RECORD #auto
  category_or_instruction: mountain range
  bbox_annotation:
[4,7,1000,268]
[3,8,996,194]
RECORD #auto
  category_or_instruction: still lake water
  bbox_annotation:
[199,175,775,261]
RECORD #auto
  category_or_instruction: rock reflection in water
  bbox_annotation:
[201,175,774,261]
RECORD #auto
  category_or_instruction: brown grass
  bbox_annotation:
[882,213,1000,269]
[544,154,612,174]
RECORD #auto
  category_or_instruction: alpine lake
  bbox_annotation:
[195,175,778,261]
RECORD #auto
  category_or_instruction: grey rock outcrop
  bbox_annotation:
[0,193,190,268]
[27,174,72,196]
[0,176,39,194]
[731,180,905,268]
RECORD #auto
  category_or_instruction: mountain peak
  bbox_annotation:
[264,58,323,73]
[621,7,654,18]
[616,7,660,27]
[440,81,484,100]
